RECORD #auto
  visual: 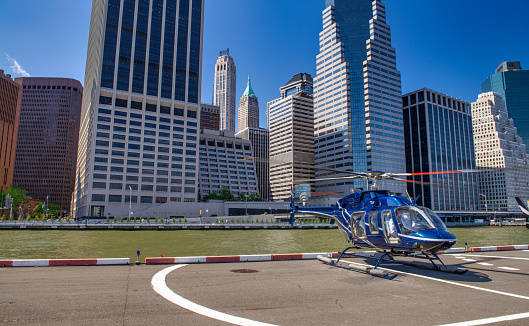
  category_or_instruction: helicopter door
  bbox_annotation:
[368,210,379,235]
[382,210,400,244]
[351,212,366,239]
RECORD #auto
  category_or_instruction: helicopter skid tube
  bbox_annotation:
[317,255,397,280]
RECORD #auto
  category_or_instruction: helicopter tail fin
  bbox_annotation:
[289,185,295,226]
[412,194,421,205]
[515,197,529,216]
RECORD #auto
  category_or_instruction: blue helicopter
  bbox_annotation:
[290,169,472,279]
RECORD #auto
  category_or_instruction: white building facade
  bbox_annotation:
[73,0,204,218]
[268,73,315,201]
[472,92,529,211]
[213,49,237,131]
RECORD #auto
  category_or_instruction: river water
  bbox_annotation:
[0,227,527,262]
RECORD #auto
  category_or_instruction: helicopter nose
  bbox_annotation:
[410,229,457,252]
[414,229,457,241]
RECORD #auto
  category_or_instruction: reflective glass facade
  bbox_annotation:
[314,0,405,195]
[481,63,529,151]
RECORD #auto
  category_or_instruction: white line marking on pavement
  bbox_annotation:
[477,263,493,266]
[451,254,529,261]
[462,259,476,262]
[340,259,529,301]
[454,256,465,259]
[498,267,520,271]
[437,311,529,326]
[151,265,278,326]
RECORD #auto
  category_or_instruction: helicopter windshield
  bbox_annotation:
[419,207,447,231]
[394,207,436,234]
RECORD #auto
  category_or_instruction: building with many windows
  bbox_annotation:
[14,77,83,212]
[198,129,258,197]
[268,73,314,201]
[471,92,529,212]
[0,70,21,191]
[73,0,204,218]
[313,0,405,195]
[238,75,259,132]
[200,103,220,131]
[236,127,269,201]
[402,88,478,211]
[481,61,529,151]
[213,49,236,131]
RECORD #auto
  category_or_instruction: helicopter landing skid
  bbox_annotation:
[404,252,468,274]
[317,247,398,280]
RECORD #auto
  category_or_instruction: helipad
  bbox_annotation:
[1,250,529,325]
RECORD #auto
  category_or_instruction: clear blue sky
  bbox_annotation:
[1,0,528,129]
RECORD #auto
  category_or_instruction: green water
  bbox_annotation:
[0,227,527,262]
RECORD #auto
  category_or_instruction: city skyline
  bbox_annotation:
[1,0,528,130]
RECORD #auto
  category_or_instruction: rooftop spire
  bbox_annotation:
[242,74,255,97]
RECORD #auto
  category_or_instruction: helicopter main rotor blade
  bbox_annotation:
[294,163,368,177]
[294,175,364,184]
[391,169,489,177]
[391,177,430,185]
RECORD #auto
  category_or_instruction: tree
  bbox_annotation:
[219,188,235,201]
[236,192,247,202]
[34,202,61,217]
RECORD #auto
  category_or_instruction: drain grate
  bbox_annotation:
[230,269,260,273]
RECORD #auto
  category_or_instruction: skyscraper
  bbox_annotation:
[237,75,259,132]
[236,127,269,201]
[402,88,478,211]
[471,92,529,212]
[314,0,405,195]
[268,73,314,201]
[73,0,204,218]
[213,49,236,131]
[200,103,220,131]
[14,78,83,212]
[481,61,529,151]
[0,70,21,191]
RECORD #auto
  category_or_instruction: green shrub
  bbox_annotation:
[178,218,182,223]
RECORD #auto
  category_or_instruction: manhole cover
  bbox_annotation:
[230,269,260,273]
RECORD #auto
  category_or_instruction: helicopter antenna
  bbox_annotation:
[406,190,412,202]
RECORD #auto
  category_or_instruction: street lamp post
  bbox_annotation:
[128,186,132,221]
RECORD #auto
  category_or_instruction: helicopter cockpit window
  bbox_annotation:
[395,207,436,235]
[419,207,447,231]
[369,210,379,234]
[374,197,404,207]
[351,212,366,239]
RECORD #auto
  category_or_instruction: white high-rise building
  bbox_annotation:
[313,0,405,195]
[268,73,314,201]
[73,0,204,218]
[472,92,529,211]
[213,49,236,131]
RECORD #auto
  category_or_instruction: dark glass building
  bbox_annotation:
[73,0,204,218]
[13,78,82,213]
[481,61,529,151]
[402,88,478,211]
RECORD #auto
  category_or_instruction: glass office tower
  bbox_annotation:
[481,61,529,151]
[314,0,405,195]
[402,88,478,211]
[73,0,204,218]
